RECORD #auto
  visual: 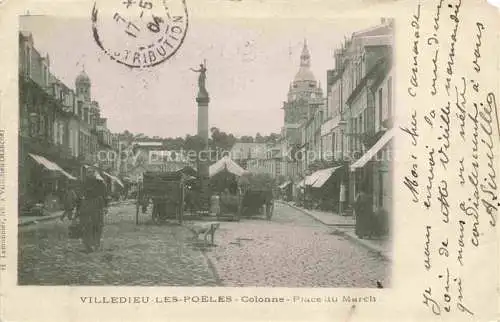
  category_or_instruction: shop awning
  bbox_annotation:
[95,173,105,182]
[102,172,124,188]
[114,177,124,188]
[311,166,342,188]
[29,153,77,180]
[279,181,291,189]
[350,128,394,171]
[305,173,319,186]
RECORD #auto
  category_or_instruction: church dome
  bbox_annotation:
[292,40,316,83]
[76,70,91,85]
[294,67,316,82]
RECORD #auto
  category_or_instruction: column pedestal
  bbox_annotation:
[196,94,210,213]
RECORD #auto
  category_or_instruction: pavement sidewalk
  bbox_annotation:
[278,200,392,261]
[333,226,392,261]
[18,201,124,227]
[279,200,355,226]
[18,211,64,226]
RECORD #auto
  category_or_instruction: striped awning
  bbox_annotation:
[350,128,394,171]
[29,153,76,180]
[311,166,342,188]
[305,173,320,186]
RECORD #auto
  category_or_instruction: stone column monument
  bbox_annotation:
[191,61,210,213]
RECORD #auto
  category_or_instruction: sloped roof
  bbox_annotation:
[209,156,245,177]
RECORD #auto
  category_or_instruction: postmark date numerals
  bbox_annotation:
[122,0,153,10]
[147,15,164,33]
[113,13,141,38]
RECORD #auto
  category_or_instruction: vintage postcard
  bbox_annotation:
[0,0,498,321]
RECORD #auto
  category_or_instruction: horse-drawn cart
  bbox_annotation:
[139,171,185,224]
[238,172,275,220]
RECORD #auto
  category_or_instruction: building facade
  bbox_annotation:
[18,31,120,212]
[273,19,395,220]
[120,140,195,183]
[331,19,395,223]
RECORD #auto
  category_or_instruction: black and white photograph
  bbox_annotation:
[17,11,395,288]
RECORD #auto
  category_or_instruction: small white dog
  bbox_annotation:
[187,222,220,246]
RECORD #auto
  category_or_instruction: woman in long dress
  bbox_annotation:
[354,186,373,239]
[79,170,108,252]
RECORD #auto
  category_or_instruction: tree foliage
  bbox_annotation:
[210,127,237,152]
[239,136,254,143]
[117,128,281,157]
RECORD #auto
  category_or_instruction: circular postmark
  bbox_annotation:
[91,0,188,68]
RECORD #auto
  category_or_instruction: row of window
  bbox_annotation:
[53,119,64,146]
[324,75,393,160]
[248,159,286,177]
[327,55,363,122]
[79,134,97,159]
[23,45,50,87]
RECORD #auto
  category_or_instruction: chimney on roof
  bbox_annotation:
[381,17,386,24]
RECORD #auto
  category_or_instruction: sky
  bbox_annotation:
[20,15,381,138]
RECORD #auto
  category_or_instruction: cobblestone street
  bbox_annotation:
[18,202,219,286]
[19,202,390,287]
[207,203,390,288]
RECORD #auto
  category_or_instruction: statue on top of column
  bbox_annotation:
[190,61,208,97]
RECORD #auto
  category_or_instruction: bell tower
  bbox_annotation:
[75,67,91,102]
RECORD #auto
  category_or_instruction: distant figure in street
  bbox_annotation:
[137,186,148,213]
[354,185,373,239]
[60,186,77,221]
[185,186,194,214]
[339,182,346,214]
[78,169,108,253]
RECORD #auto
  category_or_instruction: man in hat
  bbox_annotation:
[78,168,108,252]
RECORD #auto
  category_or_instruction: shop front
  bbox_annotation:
[19,152,77,215]
[350,128,394,236]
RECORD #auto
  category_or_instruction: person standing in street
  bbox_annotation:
[78,169,108,253]
[60,185,77,221]
[354,185,373,239]
[339,181,346,215]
